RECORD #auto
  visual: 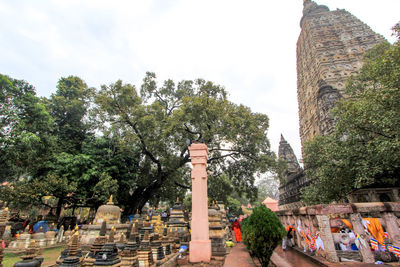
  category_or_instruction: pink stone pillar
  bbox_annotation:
[189,143,211,263]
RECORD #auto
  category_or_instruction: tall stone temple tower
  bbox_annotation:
[297,0,384,147]
[278,1,388,209]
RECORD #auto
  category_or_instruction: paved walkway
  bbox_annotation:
[271,246,320,267]
[271,246,384,267]
[223,243,257,267]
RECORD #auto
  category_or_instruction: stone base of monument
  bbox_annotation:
[177,256,224,267]
[188,240,211,263]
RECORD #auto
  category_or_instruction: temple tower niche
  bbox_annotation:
[297,0,384,148]
[278,135,301,177]
[316,80,342,136]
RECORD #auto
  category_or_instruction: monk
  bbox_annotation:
[283,225,295,250]
[232,218,242,242]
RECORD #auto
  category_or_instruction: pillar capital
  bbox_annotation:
[189,143,209,164]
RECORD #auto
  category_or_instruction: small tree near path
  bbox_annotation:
[241,205,285,267]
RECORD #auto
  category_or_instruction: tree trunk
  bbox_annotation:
[123,183,162,216]
[56,197,64,219]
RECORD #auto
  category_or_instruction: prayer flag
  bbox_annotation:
[370,238,378,250]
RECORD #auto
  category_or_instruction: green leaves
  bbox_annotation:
[50,76,93,154]
[0,74,54,181]
[242,205,285,266]
[96,74,275,209]
[1,72,275,215]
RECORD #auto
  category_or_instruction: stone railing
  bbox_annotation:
[276,202,400,263]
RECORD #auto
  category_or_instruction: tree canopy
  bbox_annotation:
[0,74,54,181]
[302,37,400,205]
[96,72,275,214]
[0,72,276,217]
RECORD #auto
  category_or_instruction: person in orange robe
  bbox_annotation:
[232,218,242,242]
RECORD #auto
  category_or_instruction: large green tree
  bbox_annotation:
[302,38,400,205]
[49,76,93,154]
[0,76,119,217]
[0,74,54,181]
[96,73,275,215]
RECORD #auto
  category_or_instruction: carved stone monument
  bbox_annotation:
[189,143,211,263]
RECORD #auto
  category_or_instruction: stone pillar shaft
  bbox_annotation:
[382,212,400,247]
[189,143,211,263]
[349,213,374,263]
[316,215,339,262]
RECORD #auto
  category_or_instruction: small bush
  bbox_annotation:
[242,205,285,267]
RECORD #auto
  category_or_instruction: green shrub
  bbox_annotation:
[242,205,285,267]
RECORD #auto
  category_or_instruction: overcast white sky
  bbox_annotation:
[0,0,399,162]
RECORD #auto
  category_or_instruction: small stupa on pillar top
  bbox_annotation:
[152,214,164,236]
[92,223,122,266]
[166,228,177,253]
[137,243,155,267]
[93,242,121,266]
[57,231,82,266]
[133,210,143,229]
[120,230,139,267]
[139,231,151,250]
[208,202,226,257]
[119,223,140,266]
[93,195,121,225]
[81,222,107,266]
[161,226,172,256]
[108,226,116,243]
[150,233,165,263]
[166,198,189,243]
[139,217,153,241]
[91,220,108,254]
[13,240,44,267]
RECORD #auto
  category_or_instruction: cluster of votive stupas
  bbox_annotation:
[9,196,231,266]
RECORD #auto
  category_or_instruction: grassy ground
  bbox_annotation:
[3,246,65,267]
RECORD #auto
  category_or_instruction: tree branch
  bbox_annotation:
[184,123,202,141]
[174,181,191,189]
[355,125,395,139]
[112,95,162,174]
[208,152,241,163]
[154,91,169,116]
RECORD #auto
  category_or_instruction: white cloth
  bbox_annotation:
[315,235,324,250]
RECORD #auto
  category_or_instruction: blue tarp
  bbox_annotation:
[33,221,50,233]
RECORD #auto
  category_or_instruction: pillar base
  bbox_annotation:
[189,240,211,263]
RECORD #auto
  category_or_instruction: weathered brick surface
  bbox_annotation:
[297,0,385,148]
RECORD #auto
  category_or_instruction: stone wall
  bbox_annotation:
[276,202,400,263]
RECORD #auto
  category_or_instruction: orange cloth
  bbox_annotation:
[331,227,340,233]
[364,218,385,245]
[286,225,295,232]
[342,219,353,229]
[234,227,242,242]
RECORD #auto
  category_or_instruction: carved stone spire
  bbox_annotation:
[300,0,329,28]
[278,135,301,174]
